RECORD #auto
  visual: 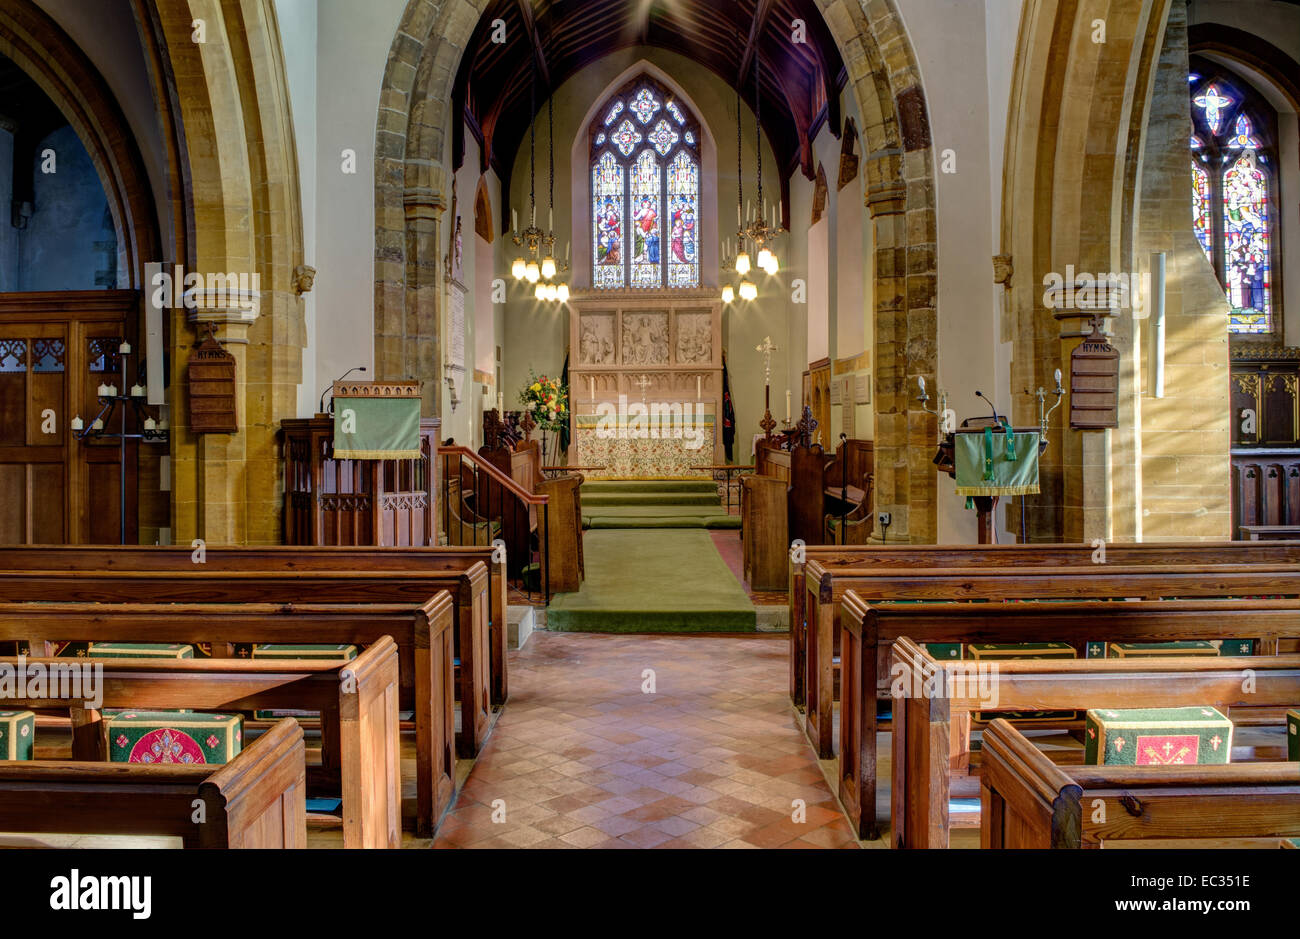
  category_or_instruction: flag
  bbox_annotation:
[721,353,736,462]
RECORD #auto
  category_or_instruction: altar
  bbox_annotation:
[567,288,724,477]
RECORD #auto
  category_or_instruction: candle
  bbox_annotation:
[1054,368,1062,386]
[512,208,518,232]
[107,385,118,398]
[70,416,83,432]
[697,376,702,400]
[131,384,145,397]
[918,375,926,394]
[497,393,504,413]
[785,389,791,422]
[143,417,157,431]
[97,383,109,398]
[119,341,131,355]
[565,241,570,262]
[91,418,104,431]
[588,376,595,401]
[158,419,169,431]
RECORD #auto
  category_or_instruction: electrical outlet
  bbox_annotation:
[878,512,891,528]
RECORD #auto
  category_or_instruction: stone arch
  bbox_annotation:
[1001,0,1230,543]
[134,0,308,545]
[377,0,939,540]
[0,0,159,287]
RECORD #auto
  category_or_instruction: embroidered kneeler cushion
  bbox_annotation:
[1084,706,1232,766]
[966,642,1077,723]
[0,711,35,760]
[1288,709,1299,762]
[924,643,963,660]
[1107,641,1218,658]
[251,644,358,720]
[108,711,242,765]
[89,643,195,659]
[1215,639,1255,656]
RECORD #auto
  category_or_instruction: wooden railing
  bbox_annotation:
[438,446,551,603]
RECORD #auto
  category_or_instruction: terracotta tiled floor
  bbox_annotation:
[432,632,859,849]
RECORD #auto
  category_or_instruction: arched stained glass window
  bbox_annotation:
[1189,65,1280,335]
[591,76,700,289]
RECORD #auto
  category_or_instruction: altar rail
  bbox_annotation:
[439,446,551,604]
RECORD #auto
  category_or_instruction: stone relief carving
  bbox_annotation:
[620,312,670,366]
[675,312,712,365]
[579,313,616,365]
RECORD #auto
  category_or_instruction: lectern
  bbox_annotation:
[280,381,440,546]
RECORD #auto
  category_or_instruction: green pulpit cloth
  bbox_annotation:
[953,424,1041,498]
[333,395,421,459]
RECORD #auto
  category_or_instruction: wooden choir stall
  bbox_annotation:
[281,380,440,547]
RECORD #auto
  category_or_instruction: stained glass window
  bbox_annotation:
[589,75,701,289]
[592,152,625,289]
[1192,160,1212,264]
[1222,151,1271,332]
[1188,65,1280,335]
[666,152,699,288]
[648,120,679,156]
[630,87,660,125]
[1193,83,1232,135]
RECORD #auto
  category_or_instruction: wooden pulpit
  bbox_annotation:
[280,383,440,546]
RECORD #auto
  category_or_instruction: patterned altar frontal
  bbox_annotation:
[576,412,716,478]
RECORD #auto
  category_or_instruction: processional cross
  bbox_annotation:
[756,336,779,437]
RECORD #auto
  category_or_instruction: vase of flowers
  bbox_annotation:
[519,371,569,461]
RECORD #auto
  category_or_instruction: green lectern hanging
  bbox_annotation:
[331,380,422,460]
[953,420,1041,500]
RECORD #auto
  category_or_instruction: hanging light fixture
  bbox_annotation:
[739,280,758,302]
[721,284,735,304]
[534,282,547,300]
[511,65,545,286]
[557,283,570,303]
[733,84,751,281]
[742,42,781,278]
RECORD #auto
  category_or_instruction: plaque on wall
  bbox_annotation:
[1069,320,1119,429]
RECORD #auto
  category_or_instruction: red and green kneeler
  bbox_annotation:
[108,711,242,764]
[251,644,358,720]
[1084,706,1232,766]
[0,711,34,760]
[966,642,1077,723]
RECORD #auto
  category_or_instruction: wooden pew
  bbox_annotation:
[980,718,1300,848]
[788,541,1300,712]
[0,595,456,837]
[0,718,307,849]
[886,635,1300,847]
[802,557,1300,759]
[0,562,490,751]
[0,544,509,709]
[2,638,401,847]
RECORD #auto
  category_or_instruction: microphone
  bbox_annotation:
[320,366,367,415]
[975,390,1000,423]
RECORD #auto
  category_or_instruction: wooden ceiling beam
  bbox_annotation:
[516,0,552,92]
[737,0,778,87]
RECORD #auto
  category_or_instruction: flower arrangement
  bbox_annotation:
[519,371,569,433]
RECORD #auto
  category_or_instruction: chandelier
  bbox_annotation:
[510,63,569,303]
[721,45,782,306]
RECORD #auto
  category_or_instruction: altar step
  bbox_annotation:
[582,480,717,494]
[583,491,720,507]
[580,479,739,530]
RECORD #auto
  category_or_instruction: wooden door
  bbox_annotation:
[0,292,138,544]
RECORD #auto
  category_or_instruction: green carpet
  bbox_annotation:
[581,479,739,530]
[548,530,756,632]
